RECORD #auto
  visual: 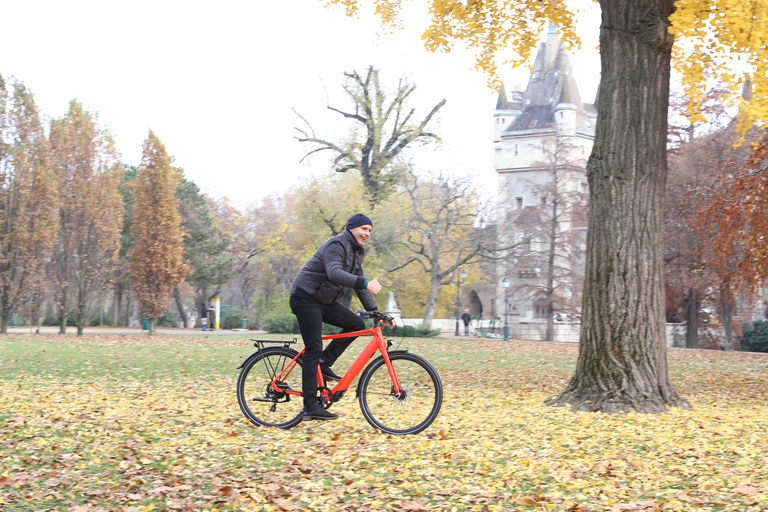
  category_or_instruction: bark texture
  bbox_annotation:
[546,0,692,413]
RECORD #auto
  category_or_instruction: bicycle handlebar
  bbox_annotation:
[362,310,395,324]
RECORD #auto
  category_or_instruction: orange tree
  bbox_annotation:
[325,0,768,413]
[49,101,124,336]
[129,131,189,335]
[694,135,768,334]
[0,76,59,333]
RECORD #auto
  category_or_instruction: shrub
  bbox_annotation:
[222,309,260,330]
[156,309,179,328]
[388,323,441,338]
[740,320,768,353]
[42,316,59,327]
[263,313,299,334]
[42,316,77,327]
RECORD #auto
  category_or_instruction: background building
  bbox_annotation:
[464,25,597,339]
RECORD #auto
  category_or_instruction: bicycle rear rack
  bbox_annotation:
[251,338,298,350]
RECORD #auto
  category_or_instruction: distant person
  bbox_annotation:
[462,308,472,336]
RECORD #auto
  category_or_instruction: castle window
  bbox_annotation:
[529,119,537,128]
[515,196,524,210]
[559,112,563,118]
[515,144,518,155]
[541,197,547,206]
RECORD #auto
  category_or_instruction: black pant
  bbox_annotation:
[289,294,365,408]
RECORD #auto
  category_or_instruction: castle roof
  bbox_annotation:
[498,26,596,136]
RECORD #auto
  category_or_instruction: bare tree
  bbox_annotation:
[504,135,587,341]
[382,171,490,325]
[295,66,445,206]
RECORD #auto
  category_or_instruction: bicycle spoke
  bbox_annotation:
[359,353,442,435]
[236,347,304,429]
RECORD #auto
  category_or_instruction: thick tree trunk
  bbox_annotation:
[148,317,156,335]
[546,0,691,413]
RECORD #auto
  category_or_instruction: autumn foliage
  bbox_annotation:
[2,334,767,511]
[49,100,124,336]
[694,135,768,297]
[130,132,190,333]
[0,76,59,333]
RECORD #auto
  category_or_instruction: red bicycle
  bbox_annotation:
[236,311,442,435]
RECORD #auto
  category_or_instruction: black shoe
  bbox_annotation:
[303,403,338,420]
[319,361,342,381]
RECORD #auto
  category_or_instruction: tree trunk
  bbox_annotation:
[544,305,555,342]
[148,317,156,335]
[174,287,189,328]
[0,304,8,335]
[684,288,701,349]
[76,290,85,336]
[58,305,67,334]
[113,283,122,327]
[422,276,441,326]
[546,0,691,413]
[720,281,734,351]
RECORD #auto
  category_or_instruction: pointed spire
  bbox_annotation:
[496,83,511,110]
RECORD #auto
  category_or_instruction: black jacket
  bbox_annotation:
[290,230,378,311]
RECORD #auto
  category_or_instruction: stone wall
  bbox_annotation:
[403,317,687,347]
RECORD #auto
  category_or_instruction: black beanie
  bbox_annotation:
[346,213,373,230]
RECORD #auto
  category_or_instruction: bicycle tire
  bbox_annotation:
[236,346,304,429]
[358,352,442,435]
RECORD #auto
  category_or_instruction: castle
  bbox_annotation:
[466,25,597,338]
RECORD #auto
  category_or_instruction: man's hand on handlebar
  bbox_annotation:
[364,310,396,329]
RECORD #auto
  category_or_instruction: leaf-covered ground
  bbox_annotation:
[2,333,768,511]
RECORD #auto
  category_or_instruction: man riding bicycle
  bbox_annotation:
[289,213,391,421]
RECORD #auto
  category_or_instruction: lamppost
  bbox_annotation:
[454,268,467,336]
[502,277,510,341]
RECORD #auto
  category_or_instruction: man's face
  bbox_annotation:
[350,224,372,246]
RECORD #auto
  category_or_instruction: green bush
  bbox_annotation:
[42,316,59,327]
[222,309,260,330]
[263,313,299,334]
[740,320,768,353]
[42,316,76,327]
[156,309,179,328]
[388,323,441,338]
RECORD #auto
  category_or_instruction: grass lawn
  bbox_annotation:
[1,332,767,511]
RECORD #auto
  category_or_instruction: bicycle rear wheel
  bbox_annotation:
[236,346,304,429]
[358,352,442,435]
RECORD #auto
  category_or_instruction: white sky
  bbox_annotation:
[0,0,601,207]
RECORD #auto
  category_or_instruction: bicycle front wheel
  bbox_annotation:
[236,346,304,429]
[358,352,442,435]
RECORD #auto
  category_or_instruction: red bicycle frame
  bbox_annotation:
[269,325,402,400]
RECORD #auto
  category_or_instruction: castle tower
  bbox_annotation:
[493,26,597,334]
